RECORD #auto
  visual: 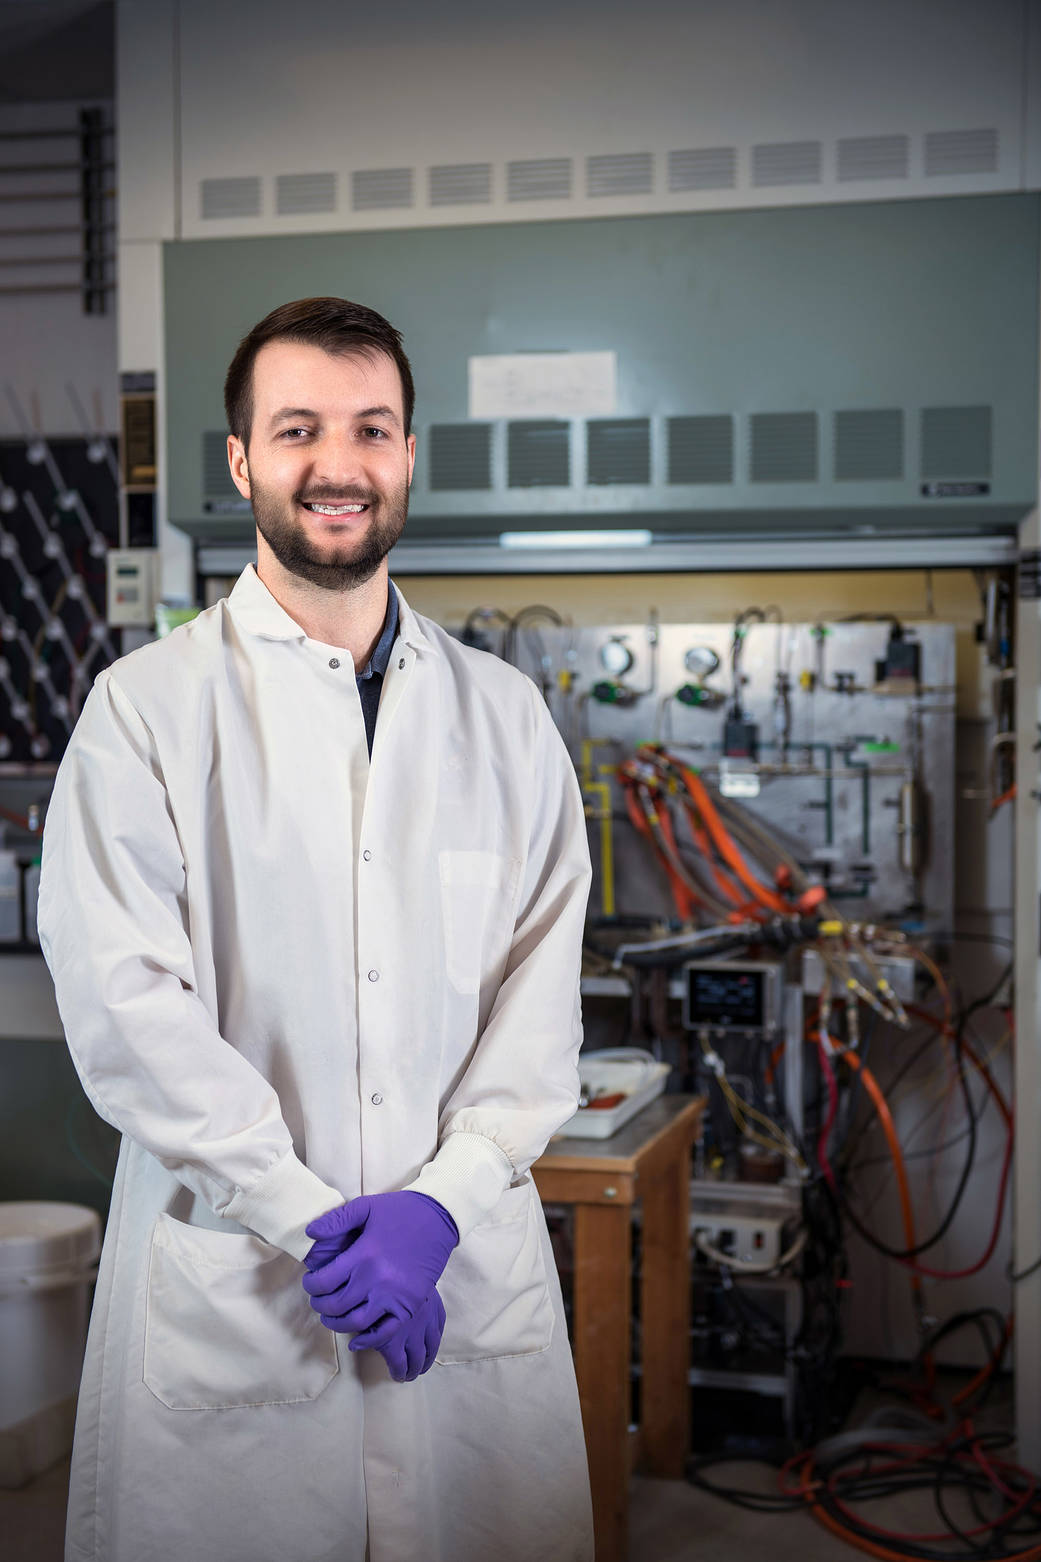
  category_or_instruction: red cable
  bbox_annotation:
[887,1004,1015,1281]
[898,1125,1012,1282]
[781,1446,1041,1562]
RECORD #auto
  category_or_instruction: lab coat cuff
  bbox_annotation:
[225,1152,344,1260]
[404,1132,514,1241]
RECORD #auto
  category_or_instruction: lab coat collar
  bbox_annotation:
[227,563,436,656]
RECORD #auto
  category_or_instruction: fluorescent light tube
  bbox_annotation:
[499,529,652,549]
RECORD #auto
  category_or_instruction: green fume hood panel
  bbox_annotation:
[164,194,1038,546]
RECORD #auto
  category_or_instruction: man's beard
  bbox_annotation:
[251,477,409,590]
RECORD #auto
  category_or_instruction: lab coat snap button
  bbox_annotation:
[371,1092,383,1106]
[398,657,405,669]
[362,849,372,861]
[328,657,340,669]
[367,969,379,982]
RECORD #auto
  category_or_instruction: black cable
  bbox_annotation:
[930,930,1015,951]
[808,1435,1041,1561]
[840,1022,939,1167]
[837,961,1012,1263]
[932,1441,991,1558]
[847,1054,993,1174]
[686,1455,806,1513]
[1008,1253,1041,1284]
[834,1007,877,1152]
[850,1119,977,1174]
[839,1023,979,1261]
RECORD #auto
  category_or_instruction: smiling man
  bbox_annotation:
[38,298,594,1562]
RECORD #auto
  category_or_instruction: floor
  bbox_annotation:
[0,1377,1020,1562]
[2,1459,836,1562]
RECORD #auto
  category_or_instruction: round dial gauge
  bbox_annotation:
[599,638,634,677]
[684,644,720,680]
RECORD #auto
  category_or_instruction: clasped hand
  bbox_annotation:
[302,1190,459,1382]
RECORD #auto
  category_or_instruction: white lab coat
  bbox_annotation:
[38,566,594,1562]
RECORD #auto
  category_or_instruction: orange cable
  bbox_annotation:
[678,763,792,913]
[809,1034,925,1319]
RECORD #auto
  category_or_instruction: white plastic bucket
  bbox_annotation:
[0,1201,101,1487]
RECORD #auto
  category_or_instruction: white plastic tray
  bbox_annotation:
[561,1054,671,1139]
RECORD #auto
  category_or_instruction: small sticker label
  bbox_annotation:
[718,761,761,799]
[468,352,616,418]
[920,481,990,498]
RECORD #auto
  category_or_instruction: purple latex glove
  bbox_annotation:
[302,1190,458,1335]
[356,1287,447,1381]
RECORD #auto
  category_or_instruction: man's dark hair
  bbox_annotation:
[224,296,416,447]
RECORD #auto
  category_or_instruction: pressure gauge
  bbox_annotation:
[599,637,634,677]
[684,645,720,680]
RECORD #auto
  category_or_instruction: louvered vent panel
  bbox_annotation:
[201,177,261,219]
[352,167,414,210]
[507,421,570,487]
[921,406,992,477]
[752,141,822,187]
[587,153,653,197]
[837,135,909,182]
[429,163,492,205]
[667,416,734,484]
[750,413,818,482]
[203,431,237,496]
[925,128,998,176]
[587,419,651,485]
[507,158,572,201]
[276,172,336,215]
[428,424,492,491]
[834,410,904,480]
[667,147,737,191]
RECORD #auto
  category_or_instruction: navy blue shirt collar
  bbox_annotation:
[357,583,399,683]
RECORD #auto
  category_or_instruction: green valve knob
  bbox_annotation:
[676,683,707,706]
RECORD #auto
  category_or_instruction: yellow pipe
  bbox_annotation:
[583,781,616,917]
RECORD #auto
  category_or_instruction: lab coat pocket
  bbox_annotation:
[143,1213,339,1410]
[436,1178,554,1364]
[438,849,520,996]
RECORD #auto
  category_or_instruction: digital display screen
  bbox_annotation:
[687,967,765,1028]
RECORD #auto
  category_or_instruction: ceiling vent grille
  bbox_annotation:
[352,167,414,210]
[507,421,570,487]
[429,163,492,205]
[834,410,904,480]
[667,415,734,483]
[587,153,653,197]
[921,405,992,477]
[925,128,998,177]
[750,413,818,482]
[203,431,237,496]
[587,419,651,485]
[752,141,822,187]
[428,424,492,491]
[668,147,737,191]
[275,172,336,215]
[507,158,572,201]
[201,177,261,219]
[838,135,909,182]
